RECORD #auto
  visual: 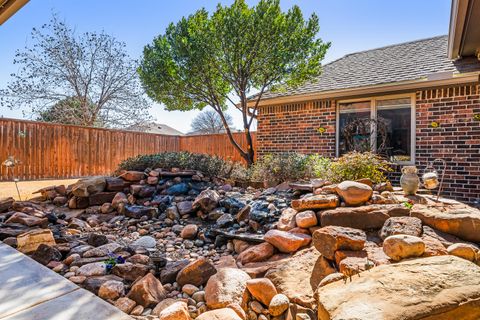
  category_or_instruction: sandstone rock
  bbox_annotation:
[98,280,125,300]
[335,181,373,206]
[447,243,477,261]
[114,297,136,314]
[291,195,338,211]
[161,259,190,284]
[383,235,425,261]
[180,224,198,239]
[266,247,335,309]
[363,242,391,265]
[320,206,389,230]
[193,189,220,212]
[127,254,150,265]
[277,208,298,231]
[122,171,145,182]
[421,235,448,257]
[339,256,370,277]
[83,242,122,258]
[196,308,242,320]
[127,273,167,307]
[17,229,56,254]
[316,256,480,320]
[112,263,150,281]
[181,284,199,295]
[176,257,217,287]
[318,272,345,287]
[269,294,289,316]
[205,267,251,309]
[76,262,107,277]
[6,212,47,227]
[236,242,275,265]
[31,244,62,265]
[152,298,177,316]
[295,210,317,228]
[158,301,190,320]
[246,278,277,306]
[130,305,144,316]
[411,205,480,242]
[264,230,311,253]
[71,176,106,197]
[112,192,128,208]
[379,216,423,240]
[312,226,366,260]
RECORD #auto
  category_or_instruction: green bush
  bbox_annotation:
[326,152,392,183]
[117,152,233,178]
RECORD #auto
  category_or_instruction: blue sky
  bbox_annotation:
[0,0,451,132]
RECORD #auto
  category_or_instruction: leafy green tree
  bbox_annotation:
[138,0,329,165]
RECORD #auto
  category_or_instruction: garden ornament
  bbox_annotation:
[400,166,419,196]
[2,156,22,200]
[422,158,446,201]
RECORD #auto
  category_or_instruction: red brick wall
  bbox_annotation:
[257,83,480,203]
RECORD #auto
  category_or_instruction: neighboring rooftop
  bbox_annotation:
[126,122,184,136]
[257,35,480,101]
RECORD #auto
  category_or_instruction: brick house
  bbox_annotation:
[251,0,480,203]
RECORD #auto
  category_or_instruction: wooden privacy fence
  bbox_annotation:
[0,118,256,181]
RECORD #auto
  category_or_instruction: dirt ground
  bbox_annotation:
[0,179,79,201]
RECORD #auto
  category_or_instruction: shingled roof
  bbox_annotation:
[258,35,480,101]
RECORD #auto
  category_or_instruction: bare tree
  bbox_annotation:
[190,110,235,134]
[0,15,151,128]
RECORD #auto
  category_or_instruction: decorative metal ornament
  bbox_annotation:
[421,158,446,201]
[2,156,22,200]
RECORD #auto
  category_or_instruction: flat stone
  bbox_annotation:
[16,229,56,254]
[157,301,190,320]
[131,236,156,249]
[122,171,145,182]
[291,195,339,211]
[379,216,423,240]
[320,206,389,230]
[88,192,117,206]
[5,212,48,227]
[264,230,311,253]
[71,176,106,197]
[112,263,150,281]
[236,242,275,265]
[76,262,107,277]
[176,257,217,287]
[411,204,480,242]
[124,205,158,219]
[160,259,190,284]
[316,256,480,320]
[312,226,366,260]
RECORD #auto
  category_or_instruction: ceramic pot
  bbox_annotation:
[400,166,419,195]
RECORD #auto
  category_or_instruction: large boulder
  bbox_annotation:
[71,176,106,197]
[320,206,389,230]
[379,216,423,240]
[383,235,425,261]
[264,230,311,253]
[335,181,373,206]
[193,189,221,212]
[266,247,335,309]
[127,273,167,307]
[312,226,366,260]
[176,257,217,287]
[316,255,480,320]
[291,195,339,211]
[411,205,480,242]
[205,268,251,309]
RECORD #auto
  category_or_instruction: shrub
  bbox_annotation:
[326,152,392,183]
[250,153,331,184]
[117,152,233,178]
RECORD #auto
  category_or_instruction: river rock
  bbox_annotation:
[236,242,275,265]
[320,206,389,230]
[132,236,156,249]
[83,242,122,258]
[205,268,250,309]
[312,226,366,260]
[180,224,198,239]
[411,204,480,242]
[196,308,242,320]
[246,278,277,306]
[383,235,425,261]
[127,273,167,307]
[291,195,339,211]
[379,216,423,240]
[335,181,373,206]
[114,297,136,314]
[266,247,335,309]
[264,230,311,253]
[316,255,480,320]
[269,294,290,316]
[176,257,217,287]
[295,210,317,228]
[76,262,107,277]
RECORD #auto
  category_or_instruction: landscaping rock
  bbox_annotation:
[177,201,194,215]
[196,308,242,320]
[180,224,198,239]
[76,262,107,277]
[236,242,275,265]
[320,206,389,230]
[176,257,217,287]
[152,298,177,316]
[269,294,290,316]
[379,216,423,240]
[87,233,109,247]
[114,297,136,314]
[122,171,145,181]
[315,256,480,320]
[264,229,311,253]
[157,301,190,320]
[160,259,190,284]
[421,234,448,257]
[205,267,251,309]
[98,280,125,300]
[0,197,14,212]
[277,207,298,231]
[31,244,62,265]
[266,247,335,309]
[246,278,277,306]
[127,273,167,307]
[335,181,373,206]
[131,236,156,249]
[83,242,122,258]
[312,226,366,260]
[447,243,477,261]
[291,194,339,211]
[124,205,157,219]
[193,189,220,212]
[16,229,56,254]
[411,205,480,242]
[6,212,47,227]
[112,263,150,281]
[383,235,425,261]
[295,210,317,228]
[71,176,106,197]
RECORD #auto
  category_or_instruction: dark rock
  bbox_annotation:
[105,177,125,192]
[176,257,217,287]
[138,186,156,198]
[216,213,234,228]
[87,233,109,247]
[220,197,247,215]
[83,275,123,294]
[112,262,150,282]
[167,183,189,195]
[160,259,190,284]
[124,205,158,219]
[0,198,14,213]
[31,244,62,265]
[88,192,117,206]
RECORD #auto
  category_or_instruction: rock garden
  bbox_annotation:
[1,152,480,320]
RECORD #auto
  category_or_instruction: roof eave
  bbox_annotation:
[448,0,470,59]
[0,0,29,25]
[247,72,480,107]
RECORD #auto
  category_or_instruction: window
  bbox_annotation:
[336,95,414,164]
